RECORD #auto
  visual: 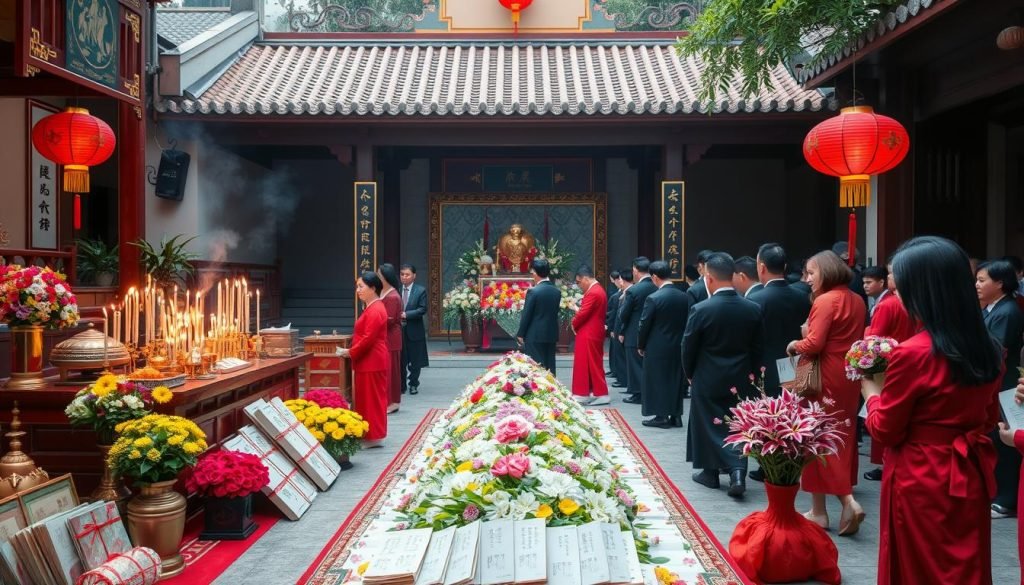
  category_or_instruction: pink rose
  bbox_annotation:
[493,415,533,444]
[491,453,531,479]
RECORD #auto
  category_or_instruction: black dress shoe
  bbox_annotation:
[692,470,720,489]
[728,469,746,498]
[612,382,626,388]
[605,370,614,376]
[409,386,419,395]
[669,415,682,428]
[863,467,881,481]
[642,416,672,429]
[622,395,641,404]
[748,468,765,482]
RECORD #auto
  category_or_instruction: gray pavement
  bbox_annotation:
[214,347,1020,584]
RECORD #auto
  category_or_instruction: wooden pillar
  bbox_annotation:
[117,102,144,294]
[636,146,660,257]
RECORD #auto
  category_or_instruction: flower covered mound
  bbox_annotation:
[395,352,659,561]
[0,264,79,328]
[187,449,270,499]
[479,281,530,318]
[65,375,163,443]
[284,399,370,458]
[108,414,208,483]
[845,336,899,380]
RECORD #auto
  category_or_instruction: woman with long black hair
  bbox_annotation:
[377,263,404,414]
[863,236,1003,585]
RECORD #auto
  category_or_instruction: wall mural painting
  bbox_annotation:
[264,0,703,32]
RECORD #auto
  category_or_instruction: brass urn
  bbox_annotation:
[49,325,130,381]
[126,480,186,578]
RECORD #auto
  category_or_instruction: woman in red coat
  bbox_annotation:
[864,236,1003,585]
[570,265,609,404]
[337,272,391,446]
[378,264,404,414]
[786,250,866,535]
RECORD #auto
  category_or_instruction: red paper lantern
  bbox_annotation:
[498,0,534,32]
[31,107,116,194]
[804,105,909,266]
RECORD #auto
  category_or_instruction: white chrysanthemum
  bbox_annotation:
[510,492,539,520]
[534,469,579,499]
[485,491,512,519]
[122,395,144,409]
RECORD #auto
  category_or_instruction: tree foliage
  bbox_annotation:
[677,0,902,104]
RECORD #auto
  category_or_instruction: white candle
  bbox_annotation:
[102,307,109,366]
[113,307,121,344]
[256,289,261,333]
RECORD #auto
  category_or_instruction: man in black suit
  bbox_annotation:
[687,249,714,304]
[611,270,633,388]
[399,264,429,395]
[638,260,692,428]
[616,257,657,404]
[733,256,762,298]
[516,258,562,375]
[605,271,622,379]
[746,244,811,482]
[683,252,763,498]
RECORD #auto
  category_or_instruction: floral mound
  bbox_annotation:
[396,352,659,561]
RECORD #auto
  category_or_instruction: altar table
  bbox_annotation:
[0,353,310,496]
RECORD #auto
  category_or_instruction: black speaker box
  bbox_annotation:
[155,150,191,201]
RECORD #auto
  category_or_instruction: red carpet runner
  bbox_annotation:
[299,408,750,585]
[161,505,279,584]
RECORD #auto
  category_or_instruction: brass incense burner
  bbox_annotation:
[0,403,48,499]
[49,326,131,382]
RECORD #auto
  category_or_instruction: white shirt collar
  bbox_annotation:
[987,295,1007,312]
[743,285,760,297]
[638,275,651,282]
[765,278,786,285]
[713,286,736,296]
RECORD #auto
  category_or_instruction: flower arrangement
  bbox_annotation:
[535,239,575,278]
[845,336,899,381]
[721,379,846,486]
[455,240,489,278]
[284,399,370,458]
[394,352,663,563]
[479,281,530,319]
[0,265,79,328]
[186,450,270,499]
[441,280,481,328]
[304,389,350,409]
[108,414,208,484]
[65,375,172,444]
[557,283,583,323]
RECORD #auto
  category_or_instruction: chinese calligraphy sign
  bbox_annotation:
[660,181,685,280]
[29,101,60,250]
[354,182,377,313]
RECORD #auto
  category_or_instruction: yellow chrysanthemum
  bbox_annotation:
[151,386,173,404]
[654,567,679,585]
[167,435,185,446]
[465,482,479,493]
[91,375,118,397]
[558,498,580,516]
[345,422,363,436]
[456,461,474,473]
[132,437,153,449]
[323,421,339,433]
[313,430,326,442]
[454,423,470,435]
[295,412,306,422]
[145,448,161,462]
[535,504,553,519]
[331,429,345,441]
[128,449,142,460]
[557,433,574,447]
[182,442,202,455]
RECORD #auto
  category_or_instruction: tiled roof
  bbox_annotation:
[156,8,232,47]
[803,0,945,83]
[155,42,830,117]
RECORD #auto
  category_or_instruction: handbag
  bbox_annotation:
[785,355,822,398]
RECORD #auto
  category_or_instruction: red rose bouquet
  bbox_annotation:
[0,265,79,328]
[187,450,269,499]
[304,388,350,409]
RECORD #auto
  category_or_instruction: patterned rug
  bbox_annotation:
[298,408,751,585]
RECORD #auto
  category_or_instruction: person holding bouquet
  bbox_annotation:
[863,236,1003,585]
[337,272,390,448]
[785,250,866,535]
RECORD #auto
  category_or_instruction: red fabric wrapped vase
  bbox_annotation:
[729,483,841,584]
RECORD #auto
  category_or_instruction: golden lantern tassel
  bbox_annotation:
[839,175,871,208]
[63,164,91,193]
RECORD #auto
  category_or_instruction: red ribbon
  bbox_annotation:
[270,469,313,504]
[949,432,997,500]
[273,420,302,441]
[73,509,122,562]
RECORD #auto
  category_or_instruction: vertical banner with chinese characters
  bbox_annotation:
[354,182,378,315]
[28,101,59,250]
[660,181,685,281]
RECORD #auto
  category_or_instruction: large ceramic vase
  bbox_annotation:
[460,315,482,353]
[557,320,574,353]
[126,480,187,578]
[728,483,841,584]
[7,325,46,390]
[91,443,131,515]
[200,494,258,541]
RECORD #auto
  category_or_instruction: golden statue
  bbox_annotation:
[497,224,537,273]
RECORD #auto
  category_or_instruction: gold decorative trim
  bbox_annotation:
[122,0,142,11]
[24,64,40,77]
[133,105,143,120]
[427,192,608,337]
[29,29,57,63]
[124,74,140,99]
[125,13,141,43]
[0,222,9,247]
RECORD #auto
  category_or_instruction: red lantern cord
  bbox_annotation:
[73,194,81,230]
[847,211,857,267]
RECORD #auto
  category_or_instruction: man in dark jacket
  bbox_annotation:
[686,249,714,304]
[399,264,430,394]
[516,258,562,375]
[616,257,657,404]
[637,260,692,428]
[605,270,622,380]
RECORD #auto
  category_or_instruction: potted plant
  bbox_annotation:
[284,399,369,470]
[75,238,119,286]
[108,414,207,578]
[723,382,845,585]
[556,282,583,352]
[0,265,79,389]
[442,280,482,352]
[187,450,269,540]
[65,375,173,508]
[129,235,199,290]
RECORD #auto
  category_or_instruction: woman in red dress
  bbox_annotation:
[786,250,866,535]
[864,236,1003,585]
[378,263,404,415]
[337,272,390,447]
